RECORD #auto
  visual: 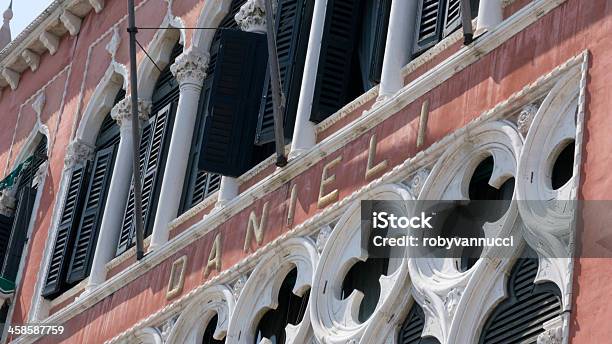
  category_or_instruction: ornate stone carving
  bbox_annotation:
[106,26,121,59]
[0,188,17,217]
[231,275,248,300]
[517,103,538,136]
[536,325,562,344]
[315,225,332,253]
[170,50,209,86]
[111,96,151,127]
[409,168,430,197]
[443,288,462,315]
[64,140,95,169]
[158,314,178,342]
[235,0,272,33]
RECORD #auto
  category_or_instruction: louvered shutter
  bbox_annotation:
[66,146,116,284]
[479,252,562,344]
[42,163,89,297]
[310,0,361,123]
[367,0,391,86]
[254,0,313,145]
[1,187,37,281]
[116,105,174,255]
[0,214,14,269]
[198,29,268,177]
[397,303,441,344]
[412,0,444,56]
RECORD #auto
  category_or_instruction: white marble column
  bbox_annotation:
[149,50,209,251]
[86,97,150,291]
[288,0,328,159]
[377,0,418,101]
[475,0,503,35]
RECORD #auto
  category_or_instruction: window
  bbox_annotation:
[42,92,123,298]
[254,268,309,344]
[397,302,441,344]
[412,0,479,57]
[202,314,224,344]
[341,257,388,322]
[116,43,183,256]
[551,140,574,190]
[478,247,562,344]
[0,136,47,282]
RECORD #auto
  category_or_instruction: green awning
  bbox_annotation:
[0,276,15,296]
[0,155,34,192]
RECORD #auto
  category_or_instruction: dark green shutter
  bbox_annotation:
[1,187,37,281]
[366,0,391,86]
[66,146,116,284]
[116,105,174,255]
[397,303,441,344]
[254,0,313,145]
[0,214,14,269]
[412,0,444,56]
[197,29,268,177]
[310,0,361,123]
[479,249,562,344]
[42,163,89,297]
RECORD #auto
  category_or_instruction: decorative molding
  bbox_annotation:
[63,139,95,169]
[105,26,121,59]
[2,67,18,90]
[315,225,332,253]
[59,10,82,36]
[39,31,59,55]
[88,0,104,13]
[157,314,178,342]
[235,0,268,33]
[516,103,539,136]
[32,92,45,118]
[170,50,209,87]
[111,96,151,127]
[21,49,40,72]
[231,275,248,301]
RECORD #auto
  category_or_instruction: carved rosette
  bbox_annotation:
[64,140,95,169]
[111,96,151,127]
[234,0,270,33]
[517,103,539,136]
[170,50,209,86]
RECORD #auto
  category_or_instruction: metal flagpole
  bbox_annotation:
[127,0,146,260]
[265,0,288,167]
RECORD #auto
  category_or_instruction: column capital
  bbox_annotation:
[170,50,209,87]
[235,0,273,34]
[111,96,151,127]
[64,139,95,169]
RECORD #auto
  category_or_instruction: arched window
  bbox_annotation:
[254,268,309,344]
[397,302,441,344]
[43,91,124,298]
[0,136,47,281]
[116,42,183,256]
[341,257,388,322]
[478,248,562,344]
[202,314,224,344]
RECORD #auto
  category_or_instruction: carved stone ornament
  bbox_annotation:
[409,168,430,198]
[443,288,462,315]
[235,0,273,33]
[158,314,178,342]
[170,50,209,86]
[32,92,46,118]
[105,26,121,59]
[0,188,17,217]
[536,325,562,344]
[111,96,151,127]
[64,140,95,168]
[315,225,332,253]
[517,103,539,136]
[231,275,248,300]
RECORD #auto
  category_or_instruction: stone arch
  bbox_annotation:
[136,14,185,101]
[165,285,235,344]
[75,62,127,146]
[191,0,234,54]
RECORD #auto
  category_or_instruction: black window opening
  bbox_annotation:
[254,268,310,344]
[551,140,575,190]
[478,247,562,344]
[202,314,224,344]
[0,136,47,282]
[42,91,124,299]
[341,257,389,323]
[397,302,441,344]
[115,42,183,256]
[412,0,480,58]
